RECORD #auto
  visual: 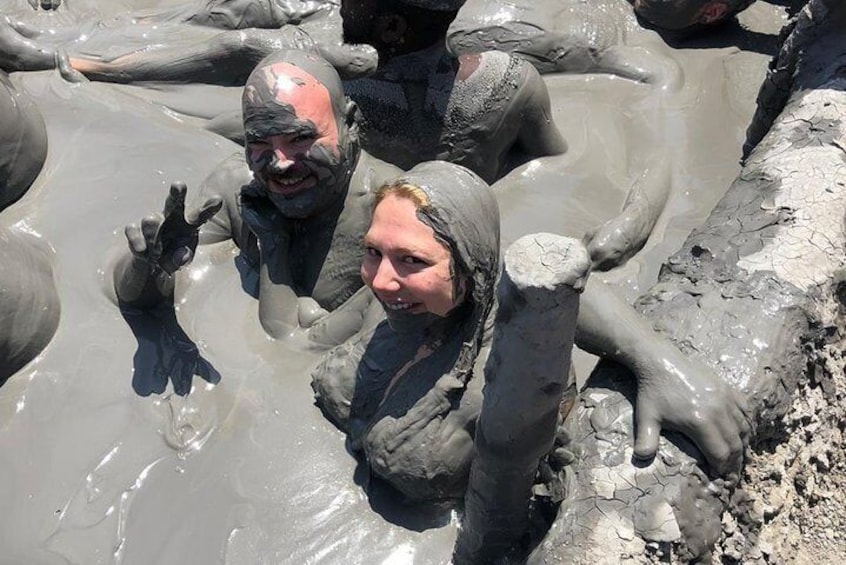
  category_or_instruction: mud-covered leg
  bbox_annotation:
[453,234,590,564]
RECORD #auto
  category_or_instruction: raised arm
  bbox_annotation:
[575,276,750,477]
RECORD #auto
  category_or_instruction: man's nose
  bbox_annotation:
[371,258,401,293]
[269,139,298,166]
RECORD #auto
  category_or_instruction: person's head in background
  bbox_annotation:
[631,0,756,36]
[340,0,468,59]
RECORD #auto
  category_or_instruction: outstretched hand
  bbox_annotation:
[633,350,751,478]
[125,182,222,275]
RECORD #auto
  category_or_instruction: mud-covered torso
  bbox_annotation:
[312,319,486,501]
[200,152,397,312]
[344,50,529,182]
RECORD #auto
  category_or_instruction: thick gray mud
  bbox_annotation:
[0,0,792,563]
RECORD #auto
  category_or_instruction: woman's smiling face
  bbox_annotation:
[362,192,464,318]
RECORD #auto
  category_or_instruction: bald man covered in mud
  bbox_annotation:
[113,50,399,342]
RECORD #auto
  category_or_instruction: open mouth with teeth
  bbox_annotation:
[263,164,317,196]
[382,299,422,313]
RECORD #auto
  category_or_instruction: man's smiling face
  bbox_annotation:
[243,62,350,218]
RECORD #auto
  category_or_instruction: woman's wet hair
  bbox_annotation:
[379,161,500,386]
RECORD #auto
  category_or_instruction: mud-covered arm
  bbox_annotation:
[574,276,750,476]
[514,64,568,158]
[238,189,302,339]
[583,152,671,271]
[113,182,223,309]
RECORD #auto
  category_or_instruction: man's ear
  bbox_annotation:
[376,13,407,46]
[700,1,728,24]
[343,98,361,143]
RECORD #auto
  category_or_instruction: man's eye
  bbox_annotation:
[403,256,427,265]
[365,246,381,257]
[292,133,314,143]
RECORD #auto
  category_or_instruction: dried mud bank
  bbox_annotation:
[531,0,846,562]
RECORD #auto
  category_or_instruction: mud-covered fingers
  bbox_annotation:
[633,403,661,461]
[185,196,223,227]
[163,181,188,217]
[124,223,147,254]
[55,50,87,83]
[125,215,161,254]
[694,425,734,477]
[731,401,752,447]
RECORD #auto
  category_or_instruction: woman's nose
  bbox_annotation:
[371,258,401,293]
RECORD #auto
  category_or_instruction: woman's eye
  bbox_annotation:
[402,256,427,265]
[365,246,381,257]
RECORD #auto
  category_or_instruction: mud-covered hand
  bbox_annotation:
[633,351,751,478]
[125,182,223,275]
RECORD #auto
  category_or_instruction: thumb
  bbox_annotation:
[633,410,661,461]
[172,246,194,268]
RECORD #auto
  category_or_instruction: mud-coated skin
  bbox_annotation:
[0,71,47,210]
[113,51,401,342]
[0,72,59,386]
[166,0,333,30]
[448,0,682,87]
[311,161,500,502]
[454,234,588,564]
[532,2,846,561]
[345,49,565,183]
[198,149,396,313]
[630,0,757,34]
[0,228,61,386]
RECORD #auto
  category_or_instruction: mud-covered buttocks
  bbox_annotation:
[0,71,47,210]
[0,229,60,386]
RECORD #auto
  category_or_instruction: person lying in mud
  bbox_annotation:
[112,49,399,342]
[311,160,751,502]
[332,0,569,183]
[629,0,757,34]
[0,70,60,385]
[0,1,375,80]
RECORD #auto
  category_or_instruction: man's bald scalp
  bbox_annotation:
[245,49,347,120]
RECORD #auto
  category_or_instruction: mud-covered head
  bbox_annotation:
[363,160,499,379]
[242,49,360,218]
[340,0,465,55]
[631,0,756,33]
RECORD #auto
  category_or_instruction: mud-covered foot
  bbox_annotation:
[583,198,652,271]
